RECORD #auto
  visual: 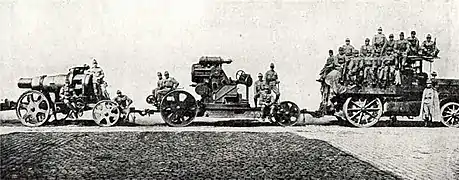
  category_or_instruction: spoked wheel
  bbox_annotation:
[440,102,459,128]
[92,100,120,127]
[274,101,301,126]
[343,97,383,128]
[16,90,51,127]
[160,90,197,127]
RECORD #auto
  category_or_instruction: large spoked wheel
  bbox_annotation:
[16,90,51,127]
[274,101,301,126]
[92,100,120,127]
[160,90,197,127]
[440,102,459,128]
[343,97,383,128]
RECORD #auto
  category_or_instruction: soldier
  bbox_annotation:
[265,63,280,102]
[152,72,164,104]
[157,71,180,101]
[360,38,374,57]
[254,73,265,107]
[87,59,107,100]
[259,87,276,122]
[409,30,420,48]
[60,79,78,119]
[346,49,361,85]
[373,27,387,55]
[421,34,440,57]
[372,53,383,87]
[379,50,396,87]
[342,38,355,57]
[113,90,133,120]
[395,32,409,69]
[420,79,441,126]
[381,34,396,56]
[318,50,336,82]
[336,47,347,83]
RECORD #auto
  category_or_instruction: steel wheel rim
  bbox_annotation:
[160,90,197,127]
[16,90,51,127]
[343,97,382,128]
[275,101,300,126]
[440,102,459,128]
[92,100,120,127]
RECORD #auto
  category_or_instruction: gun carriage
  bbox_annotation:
[14,66,122,127]
[311,56,459,128]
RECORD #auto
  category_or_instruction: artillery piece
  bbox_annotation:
[141,56,301,127]
[15,66,121,127]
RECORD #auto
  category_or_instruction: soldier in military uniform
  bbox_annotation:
[265,63,280,102]
[318,50,336,82]
[259,87,276,122]
[360,38,374,57]
[342,38,355,58]
[347,49,361,85]
[151,72,164,104]
[381,34,396,56]
[87,59,107,100]
[395,32,409,69]
[336,47,347,83]
[421,34,440,57]
[60,79,78,119]
[157,71,180,101]
[372,53,383,87]
[373,27,387,55]
[379,50,396,87]
[420,79,441,127]
[253,73,265,107]
[113,90,133,120]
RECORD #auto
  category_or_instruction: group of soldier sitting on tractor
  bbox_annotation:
[149,71,180,107]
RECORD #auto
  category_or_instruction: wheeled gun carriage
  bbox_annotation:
[138,56,301,127]
[14,66,123,127]
[307,55,459,128]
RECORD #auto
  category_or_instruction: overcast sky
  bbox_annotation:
[0,0,458,109]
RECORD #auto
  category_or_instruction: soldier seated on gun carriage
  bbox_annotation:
[253,73,265,107]
[59,79,79,119]
[259,86,277,122]
[421,34,440,57]
[154,71,180,106]
[113,90,133,121]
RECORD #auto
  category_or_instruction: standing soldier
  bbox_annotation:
[373,27,387,55]
[407,33,421,58]
[253,73,265,107]
[151,72,164,105]
[381,34,396,56]
[342,38,355,57]
[265,63,280,102]
[360,38,374,57]
[421,34,440,57]
[395,32,409,69]
[60,79,78,119]
[113,90,133,121]
[349,49,362,85]
[379,50,396,87]
[87,59,107,100]
[372,53,383,87]
[318,50,336,82]
[409,30,420,49]
[336,47,347,83]
[419,79,441,127]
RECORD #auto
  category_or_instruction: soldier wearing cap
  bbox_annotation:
[379,50,396,87]
[373,27,387,55]
[157,71,180,102]
[318,50,336,82]
[395,32,409,69]
[254,73,265,107]
[336,47,347,82]
[348,49,362,85]
[113,90,133,120]
[421,34,440,57]
[151,72,164,104]
[87,59,107,100]
[407,31,421,56]
[420,78,441,126]
[381,34,396,56]
[259,86,276,122]
[342,38,355,57]
[360,38,374,57]
[265,63,280,102]
[59,78,78,119]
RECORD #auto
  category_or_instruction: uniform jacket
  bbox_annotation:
[59,84,75,100]
[373,34,387,47]
[381,40,396,54]
[360,44,374,57]
[265,70,278,84]
[395,39,409,53]
[342,44,355,56]
[163,77,179,88]
[88,67,105,82]
[419,87,441,121]
[113,95,133,108]
[421,40,437,51]
[254,80,265,94]
[259,91,276,106]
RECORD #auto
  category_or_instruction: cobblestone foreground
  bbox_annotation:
[1,132,399,179]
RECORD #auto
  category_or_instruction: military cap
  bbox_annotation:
[400,32,404,36]
[431,71,438,77]
[365,38,370,42]
[378,27,383,31]
[164,71,169,75]
[270,63,275,67]
[345,38,350,42]
[338,47,344,51]
[329,50,333,53]
[389,34,394,38]
[411,31,416,35]
[427,34,432,38]
[157,72,162,76]
[92,59,98,64]
[258,73,263,77]
[116,90,122,94]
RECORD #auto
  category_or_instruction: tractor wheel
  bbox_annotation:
[160,90,197,127]
[440,102,459,128]
[92,100,120,127]
[274,101,301,127]
[343,97,383,128]
[16,90,51,127]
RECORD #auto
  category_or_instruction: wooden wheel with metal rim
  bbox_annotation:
[440,102,459,128]
[16,90,51,127]
[274,101,301,126]
[160,90,197,127]
[343,97,383,128]
[92,100,120,127]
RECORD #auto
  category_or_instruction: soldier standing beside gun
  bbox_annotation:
[421,34,440,57]
[87,59,107,100]
[253,73,265,108]
[265,63,280,102]
[360,38,374,86]
[60,79,78,119]
[113,90,133,121]
[419,79,441,127]
[373,27,387,55]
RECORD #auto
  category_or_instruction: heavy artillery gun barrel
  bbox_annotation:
[198,56,232,65]
[17,74,69,92]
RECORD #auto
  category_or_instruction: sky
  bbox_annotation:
[0,0,458,110]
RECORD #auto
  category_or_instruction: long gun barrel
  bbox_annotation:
[18,74,69,92]
[198,56,232,65]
